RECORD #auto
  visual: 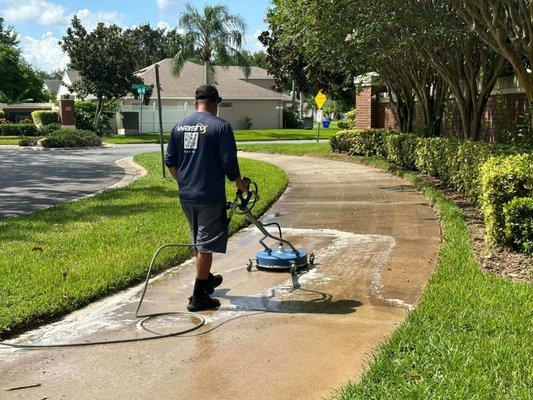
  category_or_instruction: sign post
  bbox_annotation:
[155,65,166,178]
[314,91,327,143]
[132,83,151,135]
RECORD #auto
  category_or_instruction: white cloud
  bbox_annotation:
[156,0,173,9]
[156,20,171,30]
[73,9,123,30]
[20,32,70,72]
[3,0,66,26]
[245,29,265,53]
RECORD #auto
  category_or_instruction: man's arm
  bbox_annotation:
[219,123,248,192]
[168,166,178,180]
[164,130,179,180]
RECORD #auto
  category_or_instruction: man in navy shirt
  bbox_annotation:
[165,85,248,311]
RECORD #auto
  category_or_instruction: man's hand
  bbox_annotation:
[235,177,249,193]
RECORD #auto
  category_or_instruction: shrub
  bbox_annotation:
[241,116,253,130]
[345,108,357,128]
[480,154,533,245]
[414,137,461,185]
[0,110,4,119]
[330,129,398,157]
[18,136,39,147]
[0,124,39,136]
[75,100,118,135]
[283,109,302,129]
[19,118,33,124]
[38,123,62,136]
[41,128,103,148]
[337,121,350,130]
[503,197,533,254]
[383,134,418,169]
[31,110,59,126]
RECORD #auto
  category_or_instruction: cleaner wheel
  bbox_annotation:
[309,252,315,265]
[246,259,254,272]
[289,260,297,275]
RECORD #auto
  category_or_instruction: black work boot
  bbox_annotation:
[187,278,221,312]
[206,273,223,295]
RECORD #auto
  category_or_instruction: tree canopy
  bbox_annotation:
[451,0,532,103]
[124,23,184,70]
[0,17,18,48]
[171,3,250,85]
[0,45,48,104]
[264,0,517,140]
[61,16,146,132]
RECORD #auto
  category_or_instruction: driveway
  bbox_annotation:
[0,153,441,400]
[0,144,159,218]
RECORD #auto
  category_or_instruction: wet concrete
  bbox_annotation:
[0,153,441,399]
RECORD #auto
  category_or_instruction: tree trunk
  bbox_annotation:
[299,92,304,119]
[94,98,103,133]
[204,60,211,85]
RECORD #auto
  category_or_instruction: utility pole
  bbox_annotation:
[155,64,166,178]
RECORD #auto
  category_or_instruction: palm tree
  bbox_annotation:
[171,3,250,85]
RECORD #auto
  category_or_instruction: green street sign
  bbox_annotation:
[132,83,151,94]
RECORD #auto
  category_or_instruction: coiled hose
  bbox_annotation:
[0,186,257,349]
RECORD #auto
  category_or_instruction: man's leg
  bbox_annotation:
[196,251,212,280]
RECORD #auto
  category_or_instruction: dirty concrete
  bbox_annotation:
[0,153,441,400]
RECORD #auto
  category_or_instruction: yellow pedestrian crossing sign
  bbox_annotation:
[315,91,327,109]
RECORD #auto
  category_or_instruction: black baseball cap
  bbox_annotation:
[195,85,222,104]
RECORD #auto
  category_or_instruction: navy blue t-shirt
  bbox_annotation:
[164,111,240,204]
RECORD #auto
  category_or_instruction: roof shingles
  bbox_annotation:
[136,59,288,100]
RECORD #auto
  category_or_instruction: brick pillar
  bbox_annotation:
[58,96,76,128]
[354,73,381,129]
[355,86,374,129]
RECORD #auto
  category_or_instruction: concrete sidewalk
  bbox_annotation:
[0,153,441,400]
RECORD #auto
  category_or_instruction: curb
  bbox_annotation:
[0,144,115,151]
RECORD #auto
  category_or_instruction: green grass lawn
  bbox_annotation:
[239,142,533,399]
[0,136,21,146]
[103,127,338,144]
[0,153,287,338]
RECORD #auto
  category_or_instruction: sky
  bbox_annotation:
[0,0,271,73]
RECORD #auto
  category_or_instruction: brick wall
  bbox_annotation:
[366,92,528,139]
[376,102,397,129]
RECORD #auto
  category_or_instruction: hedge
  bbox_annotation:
[331,130,533,253]
[31,110,59,126]
[41,128,102,148]
[503,197,533,254]
[383,134,418,169]
[330,129,399,156]
[0,124,39,136]
[480,154,533,246]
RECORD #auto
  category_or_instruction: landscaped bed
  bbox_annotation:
[103,127,339,144]
[0,153,287,338]
[238,142,532,398]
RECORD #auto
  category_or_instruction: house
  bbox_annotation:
[43,79,61,98]
[0,103,53,122]
[119,60,291,133]
[56,70,96,100]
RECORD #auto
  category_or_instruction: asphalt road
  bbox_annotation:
[0,144,159,218]
[0,140,328,219]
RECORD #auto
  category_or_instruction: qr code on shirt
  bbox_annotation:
[184,132,198,150]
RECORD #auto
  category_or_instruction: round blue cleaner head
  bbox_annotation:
[255,248,308,270]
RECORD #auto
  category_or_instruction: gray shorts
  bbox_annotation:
[180,202,228,254]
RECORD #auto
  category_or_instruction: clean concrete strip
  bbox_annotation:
[103,157,147,190]
[0,153,441,400]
